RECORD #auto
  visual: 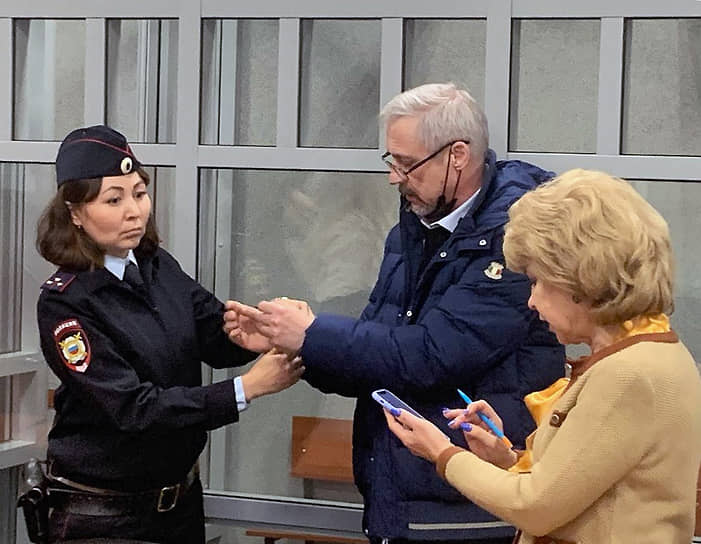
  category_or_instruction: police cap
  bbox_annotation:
[55,125,142,187]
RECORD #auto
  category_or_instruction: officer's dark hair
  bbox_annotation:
[36,168,160,270]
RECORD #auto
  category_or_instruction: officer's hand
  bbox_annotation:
[223,300,273,353]
[241,348,304,401]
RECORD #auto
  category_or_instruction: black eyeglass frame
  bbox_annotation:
[381,139,469,181]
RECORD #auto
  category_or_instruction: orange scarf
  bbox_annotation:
[508,314,671,472]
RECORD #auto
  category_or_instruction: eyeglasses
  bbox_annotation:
[381,140,469,181]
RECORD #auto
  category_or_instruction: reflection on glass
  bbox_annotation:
[404,19,486,106]
[225,170,395,317]
[199,168,396,495]
[622,20,701,156]
[0,164,24,354]
[0,378,9,442]
[13,20,85,140]
[0,466,20,544]
[201,19,278,146]
[629,179,701,365]
[4,164,60,356]
[106,20,178,144]
[140,166,175,253]
[509,19,599,153]
[299,20,381,149]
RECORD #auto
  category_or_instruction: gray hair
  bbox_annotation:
[380,82,489,161]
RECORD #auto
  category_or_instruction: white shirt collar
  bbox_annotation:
[420,188,481,233]
[104,250,138,280]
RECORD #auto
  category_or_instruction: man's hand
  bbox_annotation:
[246,297,316,355]
[223,300,273,353]
[241,348,305,401]
[383,408,452,463]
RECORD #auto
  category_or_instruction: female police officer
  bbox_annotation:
[35,125,303,543]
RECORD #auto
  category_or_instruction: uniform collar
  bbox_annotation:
[104,250,138,280]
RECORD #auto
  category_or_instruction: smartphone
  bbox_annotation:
[371,389,424,419]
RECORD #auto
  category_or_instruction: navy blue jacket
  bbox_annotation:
[38,248,257,491]
[301,151,565,540]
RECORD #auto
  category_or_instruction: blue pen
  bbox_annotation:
[457,388,513,448]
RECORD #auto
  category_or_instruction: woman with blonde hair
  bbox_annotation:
[383,169,701,543]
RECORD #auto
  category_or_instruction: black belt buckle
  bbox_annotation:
[156,483,180,513]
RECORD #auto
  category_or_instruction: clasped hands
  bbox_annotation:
[223,297,316,356]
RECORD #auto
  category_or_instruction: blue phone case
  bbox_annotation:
[371,388,424,419]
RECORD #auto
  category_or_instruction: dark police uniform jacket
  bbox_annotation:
[300,150,565,541]
[38,247,257,491]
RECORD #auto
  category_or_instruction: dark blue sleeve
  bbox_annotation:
[300,261,536,397]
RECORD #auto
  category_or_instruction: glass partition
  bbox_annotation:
[199,168,396,501]
[140,166,177,253]
[13,20,85,141]
[106,19,178,143]
[509,19,600,153]
[628,179,701,365]
[0,164,24,355]
[403,19,486,105]
[299,20,381,149]
[622,19,701,156]
[200,19,279,146]
[0,163,58,543]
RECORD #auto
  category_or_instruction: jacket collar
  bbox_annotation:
[400,149,498,241]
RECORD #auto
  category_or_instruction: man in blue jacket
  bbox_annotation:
[225,83,564,544]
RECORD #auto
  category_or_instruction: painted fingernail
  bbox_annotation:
[390,407,401,417]
[442,407,450,414]
[448,417,458,426]
[460,423,472,432]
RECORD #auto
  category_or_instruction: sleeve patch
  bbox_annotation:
[43,271,76,292]
[53,319,91,372]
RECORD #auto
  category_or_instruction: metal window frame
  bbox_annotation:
[1,0,700,536]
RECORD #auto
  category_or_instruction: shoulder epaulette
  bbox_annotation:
[42,271,76,293]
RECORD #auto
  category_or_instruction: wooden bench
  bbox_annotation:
[246,416,366,544]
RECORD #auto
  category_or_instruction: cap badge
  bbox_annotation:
[484,261,504,280]
[120,156,133,174]
[53,319,91,372]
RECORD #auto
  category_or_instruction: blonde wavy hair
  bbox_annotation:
[503,169,675,325]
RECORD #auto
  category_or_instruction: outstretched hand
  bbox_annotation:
[223,300,273,353]
[383,408,452,463]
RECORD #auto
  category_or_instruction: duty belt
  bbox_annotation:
[47,462,199,515]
